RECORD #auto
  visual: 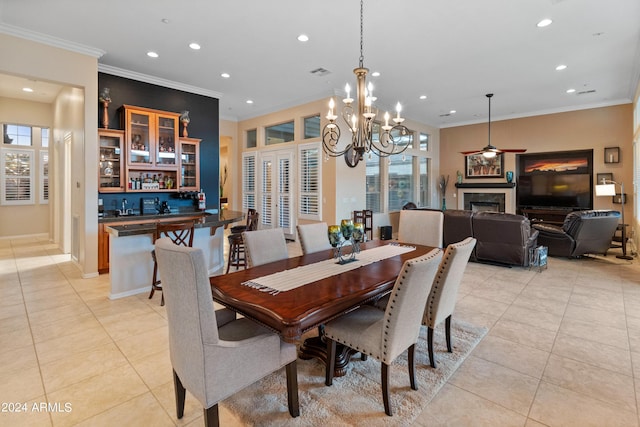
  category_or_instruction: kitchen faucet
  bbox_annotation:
[121,198,128,214]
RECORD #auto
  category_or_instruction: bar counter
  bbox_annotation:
[105,209,243,299]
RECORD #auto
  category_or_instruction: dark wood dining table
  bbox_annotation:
[210,240,435,375]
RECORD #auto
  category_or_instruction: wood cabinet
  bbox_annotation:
[120,105,181,192]
[179,137,201,190]
[98,129,125,193]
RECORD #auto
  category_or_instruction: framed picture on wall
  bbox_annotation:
[465,153,504,178]
[596,172,613,185]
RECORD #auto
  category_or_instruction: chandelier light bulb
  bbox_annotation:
[396,103,402,118]
[384,111,390,127]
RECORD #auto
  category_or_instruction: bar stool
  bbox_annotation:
[149,220,195,306]
[226,211,259,273]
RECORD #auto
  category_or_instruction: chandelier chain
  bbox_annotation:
[359,0,364,67]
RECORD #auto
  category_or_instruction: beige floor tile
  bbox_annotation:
[129,349,174,390]
[0,344,38,376]
[543,354,636,412]
[529,381,638,427]
[570,287,626,313]
[415,384,527,427]
[512,294,567,317]
[453,306,502,330]
[519,284,573,304]
[632,351,640,379]
[86,296,157,320]
[473,335,550,378]
[0,318,34,353]
[0,366,44,403]
[30,311,103,344]
[489,318,557,352]
[0,302,26,321]
[0,311,29,335]
[0,290,25,308]
[24,293,84,314]
[99,310,167,341]
[47,364,148,427]
[564,303,628,329]
[21,283,76,302]
[559,316,629,350]
[0,396,53,427]
[40,342,130,393]
[116,326,169,362]
[524,419,548,427]
[74,392,174,427]
[449,356,539,416]
[27,301,92,326]
[501,304,563,333]
[469,284,521,305]
[552,333,632,376]
[34,325,113,366]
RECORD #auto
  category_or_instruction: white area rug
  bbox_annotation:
[223,320,487,426]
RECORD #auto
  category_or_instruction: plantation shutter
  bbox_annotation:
[2,148,34,205]
[242,152,256,211]
[299,143,321,220]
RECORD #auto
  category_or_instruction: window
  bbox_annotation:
[419,157,429,206]
[40,150,49,204]
[265,121,294,145]
[3,124,32,146]
[366,154,381,213]
[419,133,428,150]
[2,148,34,204]
[303,115,321,139]
[388,153,413,211]
[241,152,256,211]
[246,129,257,148]
[299,143,321,220]
[41,128,49,147]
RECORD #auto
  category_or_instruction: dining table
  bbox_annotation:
[210,239,436,376]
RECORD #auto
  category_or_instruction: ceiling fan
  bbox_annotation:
[461,93,527,158]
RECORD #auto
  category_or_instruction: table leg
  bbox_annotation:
[298,325,360,377]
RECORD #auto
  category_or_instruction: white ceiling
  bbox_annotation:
[1,0,639,127]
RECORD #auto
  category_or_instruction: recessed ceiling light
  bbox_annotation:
[189,43,201,50]
[566,88,576,93]
[371,71,380,77]
[555,64,567,71]
[221,73,230,79]
[297,34,309,42]
[22,87,33,93]
[419,95,427,100]
[147,51,159,58]
[246,100,254,104]
[449,110,456,114]
[161,18,170,24]
[537,18,553,28]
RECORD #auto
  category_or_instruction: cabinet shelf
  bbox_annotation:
[98,129,125,193]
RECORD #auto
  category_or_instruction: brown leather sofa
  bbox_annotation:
[532,210,620,257]
[442,210,539,267]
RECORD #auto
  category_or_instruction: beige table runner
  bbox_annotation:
[242,244,416,295]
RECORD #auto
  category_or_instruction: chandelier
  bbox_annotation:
[322,0,412,167]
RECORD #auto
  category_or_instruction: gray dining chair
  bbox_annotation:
[398,209,444,247]
[297,222,332,255]
[242,227,289,267]
[324,248,443,416]
[154,237,299,426]
[424,236,476,368]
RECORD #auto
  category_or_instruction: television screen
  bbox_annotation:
[517,174,592,209]
[516,149,593,210]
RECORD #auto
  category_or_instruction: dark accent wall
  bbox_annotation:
[98,73,219,209]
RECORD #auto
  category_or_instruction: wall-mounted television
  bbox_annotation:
[516,149,593,210]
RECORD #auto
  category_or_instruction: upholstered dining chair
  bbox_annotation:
[324,248,443,416]
[397,209,444,248]
[149,220,195,306]
[297,222,332,255]
[423,236,476,368]
[154,238,299,426]
[242,227,289,267]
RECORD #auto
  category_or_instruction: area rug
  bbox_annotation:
[222,319,487,426]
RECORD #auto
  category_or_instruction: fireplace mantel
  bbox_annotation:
[455,183,516,189]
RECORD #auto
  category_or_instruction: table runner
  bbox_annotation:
[242,244,416,295]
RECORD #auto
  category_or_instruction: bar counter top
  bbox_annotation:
[105,209,244,237]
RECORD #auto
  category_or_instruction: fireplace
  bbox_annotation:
[455,183,516,214]
[470,201,501,212]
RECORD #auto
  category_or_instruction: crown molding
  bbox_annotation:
[98,64,222,100]
[0,23,105,58]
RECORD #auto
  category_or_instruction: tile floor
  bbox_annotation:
[1,234,640,426]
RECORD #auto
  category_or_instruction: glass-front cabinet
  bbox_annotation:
[98,129,124,192]
[179,137,200,190]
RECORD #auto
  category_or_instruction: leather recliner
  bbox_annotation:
[442,210,538,267]
[532,210,621,257]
